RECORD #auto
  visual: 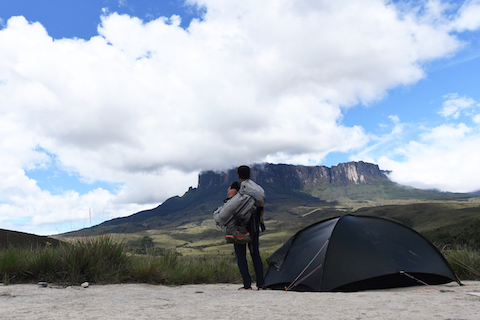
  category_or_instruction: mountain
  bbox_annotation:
[198,161,390,189]
[61,161,474,242]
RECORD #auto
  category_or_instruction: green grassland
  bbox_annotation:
[69,197,480,258]
[2,197,480,285]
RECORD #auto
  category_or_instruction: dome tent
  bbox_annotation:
[264,214,461,292]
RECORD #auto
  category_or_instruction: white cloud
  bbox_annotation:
[370,95,480,193]
[473,114,480,124]
[378,130,480,192]
[421,123,471,141]
[439,93,478,118]
[0,0,477,234]
[451,0,480,32]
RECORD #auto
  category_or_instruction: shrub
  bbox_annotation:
[125,236,155,255]
[0,248,31,284]
[443,248,480,281]
[28,246,58,282]
[56,235,130,284]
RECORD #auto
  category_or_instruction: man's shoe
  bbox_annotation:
[225,228,251,244]
[225,233,235,243]
[233,230,251,244]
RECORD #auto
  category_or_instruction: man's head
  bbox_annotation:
[237,165,250,180]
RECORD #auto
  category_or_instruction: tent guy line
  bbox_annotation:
[286,238,330,292]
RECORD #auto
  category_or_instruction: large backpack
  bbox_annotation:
[239,179,265,207]
[213,193,255,232]
[213,179,265,232]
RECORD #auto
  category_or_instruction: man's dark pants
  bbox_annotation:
[234,220,264,289]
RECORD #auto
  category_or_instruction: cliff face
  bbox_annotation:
[198,161,389,190]
[62,160,467,238]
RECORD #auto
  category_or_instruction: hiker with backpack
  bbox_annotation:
[233,165,266,290]
[212,165,266,290]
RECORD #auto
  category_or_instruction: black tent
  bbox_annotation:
[264,214,461,292]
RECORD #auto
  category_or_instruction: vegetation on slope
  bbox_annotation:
[0,235,253,285]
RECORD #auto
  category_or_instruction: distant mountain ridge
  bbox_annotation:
[61,161,463,237]
[198,161,389,190]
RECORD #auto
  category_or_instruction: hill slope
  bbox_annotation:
[0,229,63,249]
[60,162,480,253]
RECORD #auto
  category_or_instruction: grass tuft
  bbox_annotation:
[0,235,244,285]
[443,247,480,281]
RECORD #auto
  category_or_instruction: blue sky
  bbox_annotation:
[0,0,202,38]
[1,0,480,235]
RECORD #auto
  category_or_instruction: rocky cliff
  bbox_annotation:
[198,161,390,190]
[61,161,465,238]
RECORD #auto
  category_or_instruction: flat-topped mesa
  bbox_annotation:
[198,161,390,190]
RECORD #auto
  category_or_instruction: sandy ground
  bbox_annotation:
[0,281,479,320]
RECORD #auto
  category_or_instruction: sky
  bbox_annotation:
[1,0,480,235]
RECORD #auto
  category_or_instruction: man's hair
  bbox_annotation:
[237,165,251,179]
[230,181,240,190]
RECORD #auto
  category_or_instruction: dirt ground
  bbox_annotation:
[0,281,479,319]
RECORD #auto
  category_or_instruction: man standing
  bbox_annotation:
[235,165,265,290]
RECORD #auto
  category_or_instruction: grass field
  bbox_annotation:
[0,235,250,285]
[2,197,480,286]
[61,198,480,257]
[0,234,478,286]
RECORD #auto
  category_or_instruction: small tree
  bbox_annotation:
[125,236,155,254]
[139,236,154,251]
